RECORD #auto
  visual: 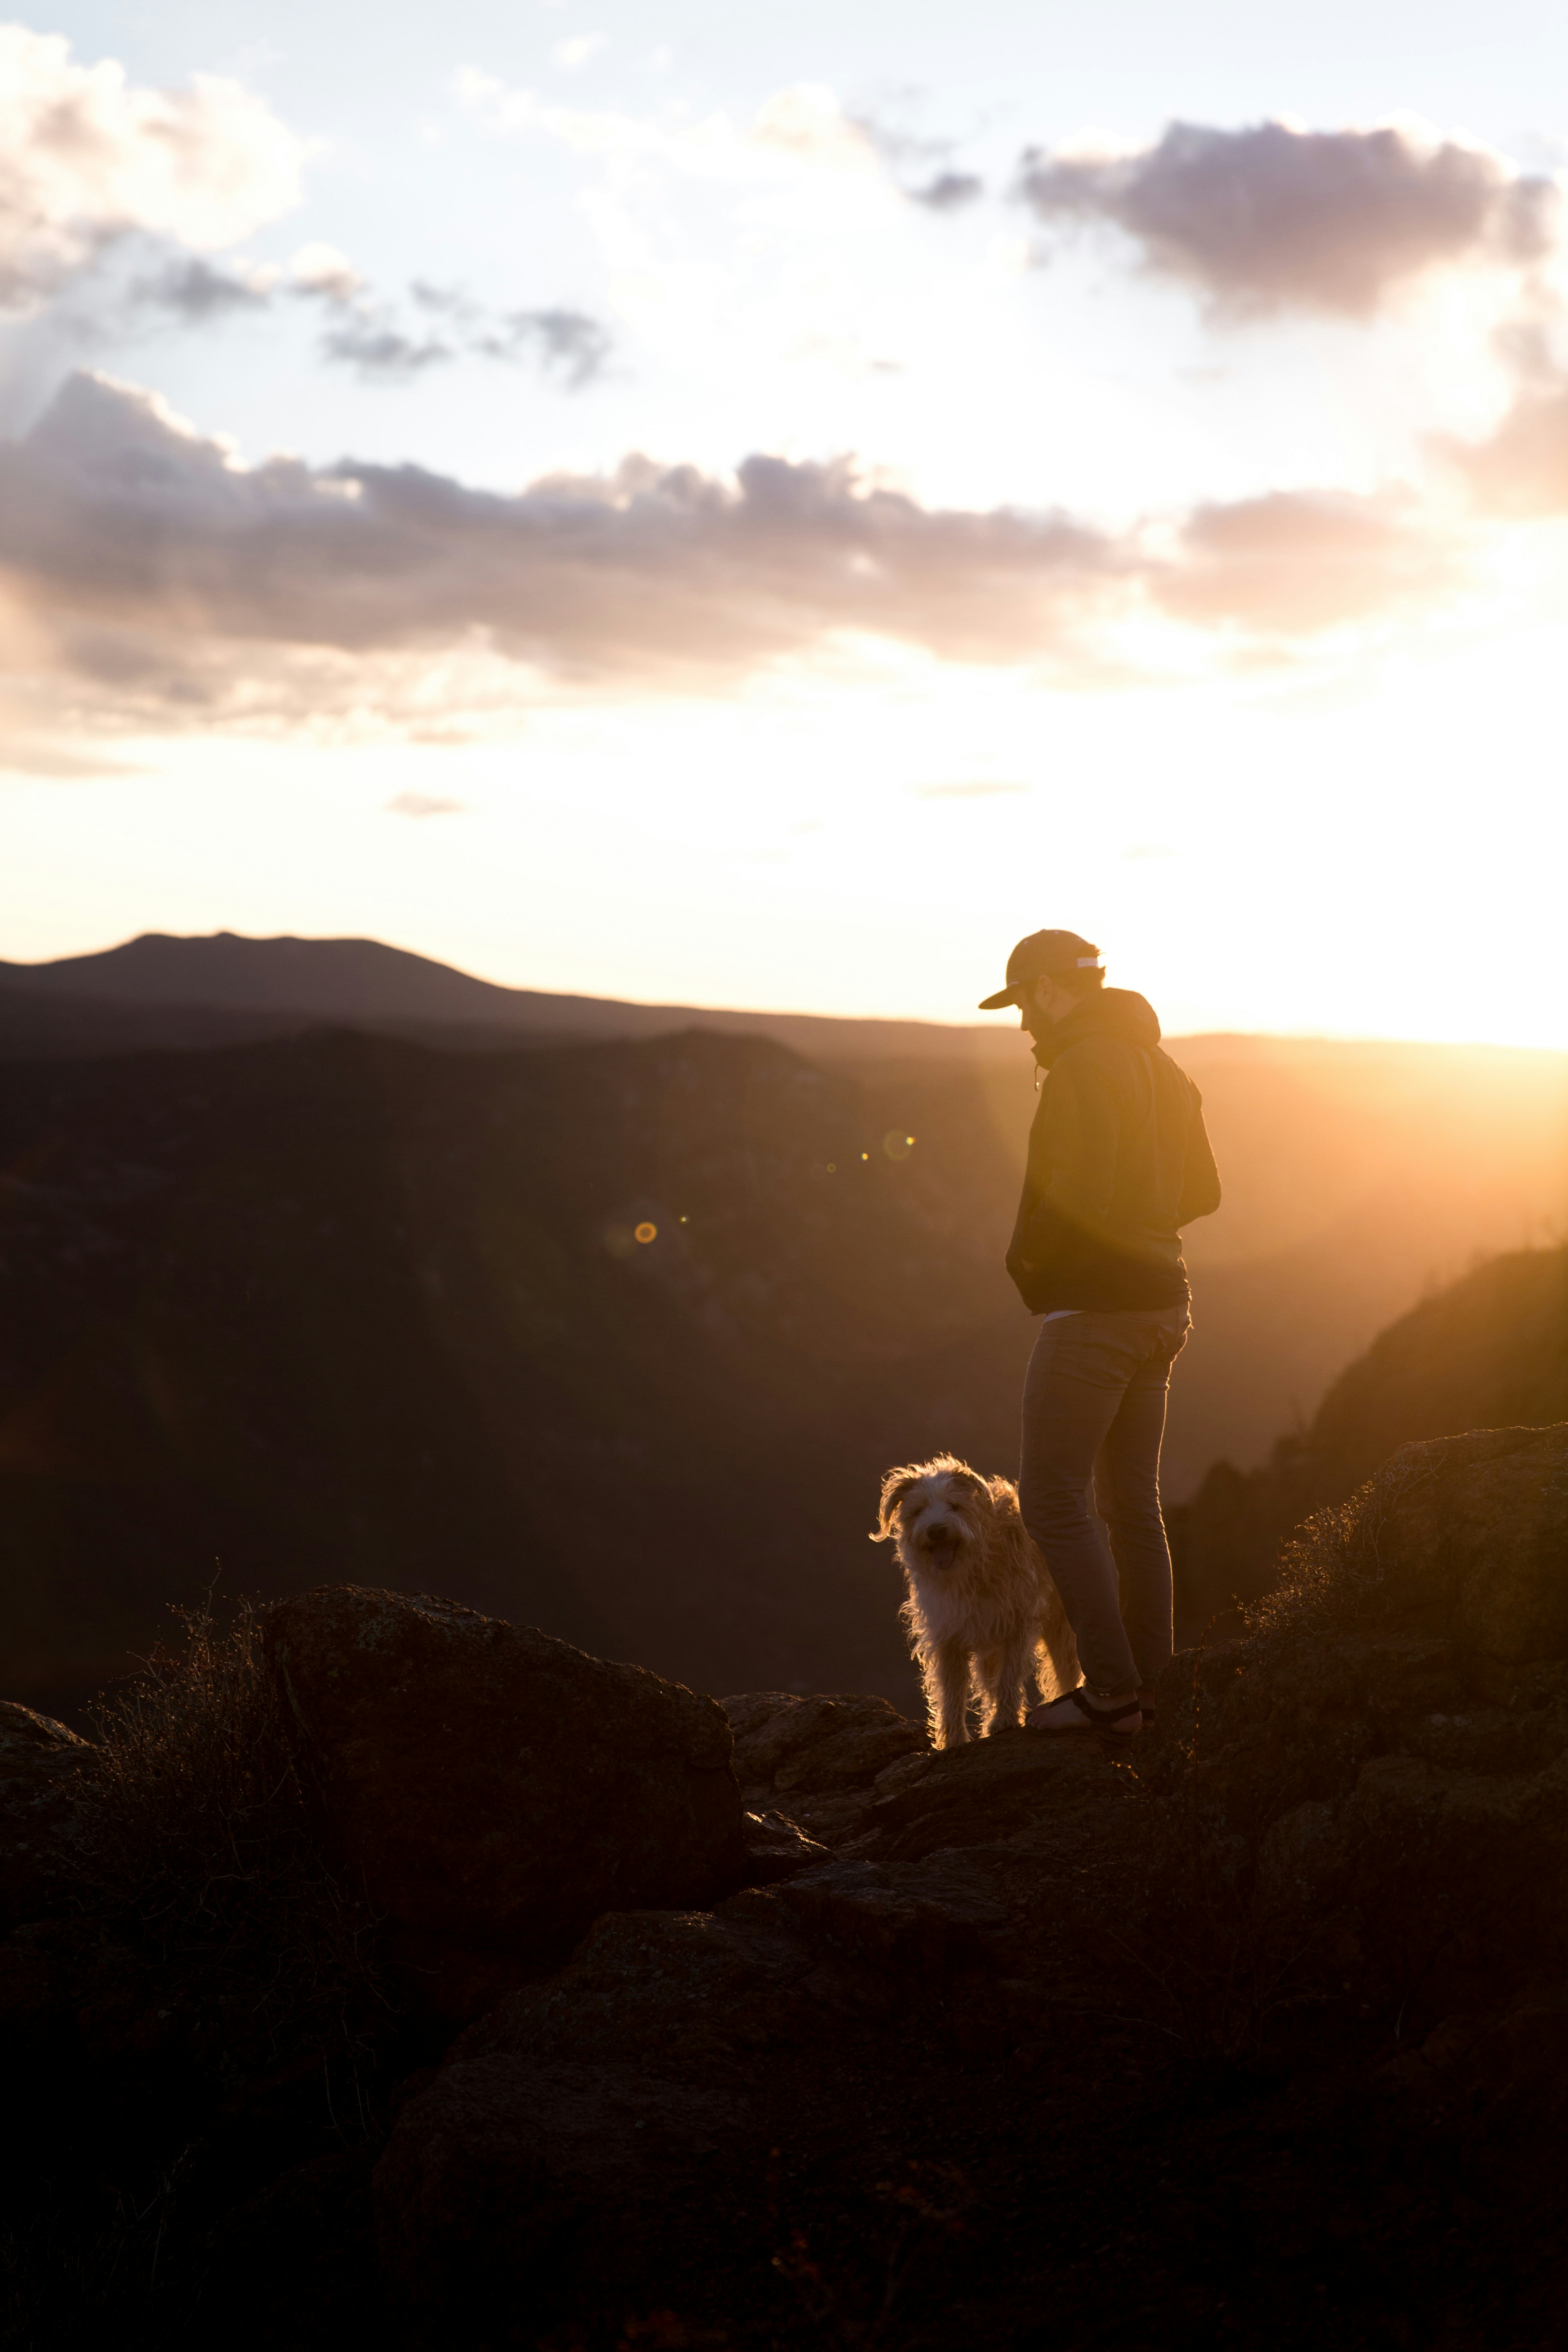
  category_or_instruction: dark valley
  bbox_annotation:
[2,933,1564,1713]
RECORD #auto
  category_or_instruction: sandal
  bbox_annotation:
[1026,1688,1142,1737]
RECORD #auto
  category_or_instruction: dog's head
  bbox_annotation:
[871,1455,993,1575]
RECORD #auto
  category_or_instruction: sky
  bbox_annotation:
[2,0,1567,1044]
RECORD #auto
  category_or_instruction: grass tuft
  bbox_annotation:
[1241,1443,1448,1644]
[69,1595,387,2076]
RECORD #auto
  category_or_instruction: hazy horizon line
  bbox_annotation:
[4,926,1566,1059]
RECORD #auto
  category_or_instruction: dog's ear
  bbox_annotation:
[871,1466,922,1541]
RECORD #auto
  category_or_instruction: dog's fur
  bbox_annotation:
[871,1454,1080,1748]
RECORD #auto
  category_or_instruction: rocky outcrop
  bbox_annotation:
[1148,1424,1568,2017]
[739,1807,833,1882]
[9,1425,1568,2349]
[372,1429,1568,2340]
[722,1689,928,1842]
[263,1586,747,2013]
[1354,1424,1568,1673]
[374,1903,816,2324]
[374,1731,1153,2335]
[1251,1422,1568,1665]
[0,1702,89,1932]
[1170,1250,1568,1634]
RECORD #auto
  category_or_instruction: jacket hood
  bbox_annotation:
[1033,987,1161,1069]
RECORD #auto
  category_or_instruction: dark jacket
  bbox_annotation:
[1004,989,1221,1314]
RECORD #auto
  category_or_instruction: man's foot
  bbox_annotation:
[1138,1685,1158,1728]
[1025,1687,1142,1737]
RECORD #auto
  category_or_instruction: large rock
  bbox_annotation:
[0,1702,90,1930]
[1263,1424,1568,1682]
[739,1806,832,1882]
[262,1588,746,2010]
[1139,1427,1568,2027]
[722,1690,927,1843]
[374,1901,819,2331]
[372,1762,1161,2337]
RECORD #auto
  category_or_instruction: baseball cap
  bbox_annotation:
[978,929,1104,1011]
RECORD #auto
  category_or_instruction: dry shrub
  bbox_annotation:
[1242,1496,1374,1642]
[1242,1444,1446,1644]
[71,1597,386,2072]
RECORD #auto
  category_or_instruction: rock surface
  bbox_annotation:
[374,1728,1155,2334]
[374,1432,1568,2341]
[263,1586,746,2006]
[722,1689,928,1842]
[1265,1423,1568,1675]
[0,1701,90,1931]
[11,1424,1568,2349]
[1145,1426,1568,2018]
[375,1904,815,2322]
[740,1807,833,1882]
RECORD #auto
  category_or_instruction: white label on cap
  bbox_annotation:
[1076,956,1104,968]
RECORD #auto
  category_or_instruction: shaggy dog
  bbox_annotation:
[872,1454,1080,1748]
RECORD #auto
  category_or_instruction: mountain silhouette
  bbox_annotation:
[0,930,1020,1064]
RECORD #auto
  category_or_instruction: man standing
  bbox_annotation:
[978,930,1221,1736]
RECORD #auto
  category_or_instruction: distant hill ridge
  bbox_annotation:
[0,930,1024,1064]
[3,930,1564,1508]
[9,929,1564,1075]
[6,931,1561,1087]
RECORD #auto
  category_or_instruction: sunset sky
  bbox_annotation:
[2,0,1567,1044]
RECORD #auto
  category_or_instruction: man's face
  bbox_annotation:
[1020,976,1060,1041]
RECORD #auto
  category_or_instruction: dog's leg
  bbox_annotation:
[989,1633,1036,1732]
[1036,1587,1081,1703]
[932,1638,973,1748]
[914,1639,964,1748]
[973,1647,1003,1737]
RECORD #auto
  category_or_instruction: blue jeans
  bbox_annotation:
[1017,1304,1191,1695]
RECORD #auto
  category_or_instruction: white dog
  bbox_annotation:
[871,1454,1080,1749]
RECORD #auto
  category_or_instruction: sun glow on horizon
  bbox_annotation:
[4,10,1568,1055]
[5,596,1565,1056]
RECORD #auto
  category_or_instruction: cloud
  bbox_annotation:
[454,67,899,191]
[912,780,1027,797]
[468,306,612,386]
[129,254,276,321]
[0,47,608,396]
[312,293,610,386]
[750,86,878,172]
[0,734,143,777]
[0,22,302,312]
[297,261,610,386]
[316,315,452,380]
[1446,349,1568,513]
[551,33,608,72]
[1153,490,1450,632]
[118,242,613,387]
[1019,118,1559,316]
[0,372,1461,740]
[909,172,984,213]
[0,371,1117,702]
[290,242,363,304]
[386,790,466,816]
[852,105,985,211]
